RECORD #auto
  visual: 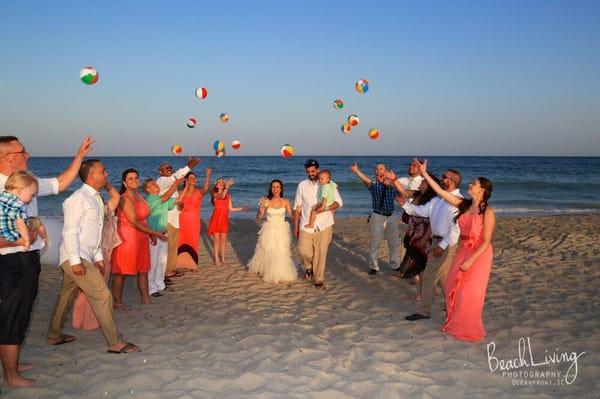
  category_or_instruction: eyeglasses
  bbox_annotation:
[161,166,173,171]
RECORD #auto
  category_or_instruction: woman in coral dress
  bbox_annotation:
[207,178,249,266]
[111,169,166,308]
[176,168,212,270]
[417,160,495,342]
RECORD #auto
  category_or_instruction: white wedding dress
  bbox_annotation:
[248,207,298,283]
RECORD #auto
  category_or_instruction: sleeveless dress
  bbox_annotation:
[177,189,203,270]
[207,193,230,235]
[442,213,493,342]
[248,207,297,283]
[111,192,151,275]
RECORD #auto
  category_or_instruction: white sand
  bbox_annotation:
[2,215,598,398]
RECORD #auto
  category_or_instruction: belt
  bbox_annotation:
[432,235,443,240]
[373,210,393,217]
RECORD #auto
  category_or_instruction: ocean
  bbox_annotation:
[31,156,600,218]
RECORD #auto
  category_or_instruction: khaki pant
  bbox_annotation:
[165,223,179,275]
[297,226,333,284]
[47,259,119,346]
[369,212,400,271]
[419,239,457,316]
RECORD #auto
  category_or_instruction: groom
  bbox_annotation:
[293,159,343,290]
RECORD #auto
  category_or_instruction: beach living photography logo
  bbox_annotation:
[487,337,586,386]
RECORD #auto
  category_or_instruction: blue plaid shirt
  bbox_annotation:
[368,180,398,216]
[0,192,28,241]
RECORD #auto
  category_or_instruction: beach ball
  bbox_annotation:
[355,79,369,93]
[195,87,208,100]
[220,113,230,123]
[280,144,295,158]
[171,144,183,155]
[231,140,241,150]
[186,117,197,128]
[216,149,226,158]
[348,114,360,126]
[341,122,352,134]
[333,99,344,110]
[213,140,225,152]
[368,128,380,140]
[80,66,99,85]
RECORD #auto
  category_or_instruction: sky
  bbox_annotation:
[0,0,599,156]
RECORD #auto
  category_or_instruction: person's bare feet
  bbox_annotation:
[141,297,152,305]
[113,303,128,311]
[220,257,228,266]
[18,363,34,372]
[304,223,314,229]
[411,293,422,301]
[5,374,38,388]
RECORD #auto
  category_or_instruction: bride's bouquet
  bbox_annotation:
[258,198,270,208]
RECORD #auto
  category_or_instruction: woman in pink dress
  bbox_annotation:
[111,169,166,308]
[176,169,212,270]
[418,160,495,342]
[71,182,121,329]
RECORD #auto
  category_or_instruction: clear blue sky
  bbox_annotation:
[1,0,598,156]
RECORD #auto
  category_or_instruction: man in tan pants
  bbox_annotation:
[398,168,462,320]
[293,159,343,290]
[47,160,140,353]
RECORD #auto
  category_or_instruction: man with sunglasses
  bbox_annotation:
[0,135,93,388]
[156,157,201,279]
[397,168,462,321]
[294,159,343,290]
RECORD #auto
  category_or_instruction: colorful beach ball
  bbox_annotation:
[80,66,99,85]
[368,128,380,140]
[333,99,344,110]
[215,149,226,158]
[220,113,230,123]
[341,122,352,134]
[280,144,295,158]
[231,139,241,150]
[355,79,369,93]
[195,87,208,100]
[171,144,183,155]
[348,114,360,126]
[186,118,197,128]
[213,140,225,152]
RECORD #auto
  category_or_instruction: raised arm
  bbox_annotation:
[57,136,94,192]
[160,177,183,203]
[383,170,409,198]
[460,207,496,271]
[350,162,372,188]
[419,160,462,207]
[199,168,213,195]
[229,197,249,212]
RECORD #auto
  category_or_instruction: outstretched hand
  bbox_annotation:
[395,195,406,206]
[187,157,202,169]
[76,136,94,158]
[350,162,359,174]
[384,170,397,182]
[419,159,428,174]
[225,179,235,188]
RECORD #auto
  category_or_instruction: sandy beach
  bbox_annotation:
[1,214,598,398]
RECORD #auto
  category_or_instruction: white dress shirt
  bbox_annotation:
[59,184,104,266]
[402,188,462,249]
[0,173,59,255]
[157,166,189,228]
[294,179,343,234]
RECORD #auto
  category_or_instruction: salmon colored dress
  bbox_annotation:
[207,193,230,235]
[442,213,493,342]
[111,192,151,275]
[177,189,203,270]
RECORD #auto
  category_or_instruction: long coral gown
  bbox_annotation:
[177,189,203,270]
[442,213,493,342]
[207,193,230,235]
[111,192,151,275]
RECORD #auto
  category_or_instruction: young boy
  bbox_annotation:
[0,170,46,251]
[305,169,337,229]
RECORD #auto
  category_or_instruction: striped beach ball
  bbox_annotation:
[341,122,352,134]
[368,128,380,140]
[348,114,360,126]
[195,87,208,100]
[355,79,369,93]
[220,113,229,123]
[213,140,225,152]
[280,144,295,158]
[186,118,197,128]
[171,144,183,155]
[231,140,241,150]
[333,99,344,110]
[216,149,226,158]
[80,66,99,85]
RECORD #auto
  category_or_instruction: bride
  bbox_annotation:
[247,179,298,283]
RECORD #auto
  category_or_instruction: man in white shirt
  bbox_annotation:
[0,135,92,388]
[398,168,462,321]
[156,158,200,279]
[47,160,140,354]
[293,159,343,290]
